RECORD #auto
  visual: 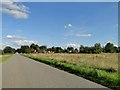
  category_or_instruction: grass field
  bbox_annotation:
[24,53,119,90]
[0,55,12,62]
[29,53,118,71]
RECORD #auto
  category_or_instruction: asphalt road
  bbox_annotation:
[2,54,110,89]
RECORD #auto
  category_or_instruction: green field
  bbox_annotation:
[0,55,12,62]
[24,53,119,90]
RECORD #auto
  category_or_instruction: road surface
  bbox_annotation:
[2,54,110,89]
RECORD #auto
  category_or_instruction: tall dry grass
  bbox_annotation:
[30,53,118,71]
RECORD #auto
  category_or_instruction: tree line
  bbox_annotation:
[1,42,120,54]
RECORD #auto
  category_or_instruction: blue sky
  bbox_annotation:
[1,2,118,49]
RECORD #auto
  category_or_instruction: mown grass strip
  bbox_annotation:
[24,54,120,90]
[0,54,12,62]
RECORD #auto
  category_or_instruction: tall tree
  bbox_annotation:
[21,45,31,53]
[118,47,120,52]
[55,47,63,53]
[67,47,74,53]
[39,45,47,53]
[0,50,3,55]
[84,46,91,53]
[16,48,22,53]
[74,48,79,53]
[30,43,36,50]
[114,46,118,53]
[104,42,116,53]
[79,45,85,53]
[93,43,102,53]
[35,44,40,52]
[3,46,15,54]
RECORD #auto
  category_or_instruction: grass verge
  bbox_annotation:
[24,54,120,90]
[0,54,12,62]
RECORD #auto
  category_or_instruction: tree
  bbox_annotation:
[35,44,40,53]
[0,50,3,55]
[39,45,47,50]
[84,46,91,53]
[118,47,120,52]
[79,45,85,53]
[79,45,93,53]
[74,48,79,53]
[16,48,22,53]
[30,43,41,53]
[104,42,116,53]
[63,48,67,53]
[55,47,63,53]
[20,45,31,53]
[47,48,52,51]
[93,43,102,54]
[114,46,118,53]
[39,45,47,53]
[67,47,74,53]
[30,43,36,50]
[3,46,15,54]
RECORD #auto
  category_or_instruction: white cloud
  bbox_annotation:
[0,1,29,19]
[65,34,91,37]
[104,41,118,47]
[67,43,80,48]
[0,42,9,49]
[64,23,72,29]
[13,40,37,46]
[4,35,25,39]
[68,24,72,27]
[114,44,118,47]
[0,40,38,49]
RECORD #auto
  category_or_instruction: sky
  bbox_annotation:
[0,1,118,49]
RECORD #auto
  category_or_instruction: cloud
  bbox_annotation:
[13,40,37,46]
[4,35,25,39]
[0,1,29,19]
[0,42,9,49]
[68,24,72,27]
[0,40,38,49]
[67,43,80,48]
[64,24,91,38]
[104,41,118,47]
[65,34,91,37]
[64,23,72,29]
